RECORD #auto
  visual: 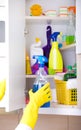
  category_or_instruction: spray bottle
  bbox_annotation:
[48,32,63,74]
[32,55,50,107]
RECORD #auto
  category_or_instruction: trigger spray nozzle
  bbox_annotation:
[50,32,62,41]
[33,55,48,67]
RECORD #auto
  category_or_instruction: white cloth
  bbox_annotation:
[15,123,32,130]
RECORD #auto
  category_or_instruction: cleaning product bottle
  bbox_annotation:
[32,55,50,107]
[30,38,43,67]
[48,32,63,74]
[26,53,32,75]
[66,14,75,45]
[63,65,76,81]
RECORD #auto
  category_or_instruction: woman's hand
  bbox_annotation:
[29,82,52,107]
[20,82,52,129]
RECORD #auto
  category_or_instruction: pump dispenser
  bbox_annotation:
[48,32,63,74]
[32,55,50,107]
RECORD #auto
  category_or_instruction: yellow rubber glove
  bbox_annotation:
[0,79,6,100]
[20,82,52,129]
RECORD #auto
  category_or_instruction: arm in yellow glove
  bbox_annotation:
[0,79,6,100]
[15,82,52,130]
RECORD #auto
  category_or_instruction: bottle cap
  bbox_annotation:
[67,65,72,70]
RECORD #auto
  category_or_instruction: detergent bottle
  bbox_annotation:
[30,38,43,67]
[32,55,50,107]
[25,53,32,75]
[66,13,75,45]
[48,32,63,74]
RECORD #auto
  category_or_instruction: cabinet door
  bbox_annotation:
[5,0,25,112]
[76,0,81,108]
[76,0,81,54]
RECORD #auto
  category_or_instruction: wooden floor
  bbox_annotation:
[36,115,81,130]
[0,110,81,130]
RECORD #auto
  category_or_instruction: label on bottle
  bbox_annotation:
[63,73,76,81]
[33,83,45,92]
[32,84,39,92]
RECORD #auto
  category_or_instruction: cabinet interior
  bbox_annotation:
[0,0,78,112]
[25,0,76,108]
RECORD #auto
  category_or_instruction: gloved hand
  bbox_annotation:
[20,82,52,129]
[0,80,6,100]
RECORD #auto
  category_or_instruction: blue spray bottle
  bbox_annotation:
[32,55,50,107]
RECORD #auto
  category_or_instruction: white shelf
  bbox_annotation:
[26,74,55,78]
[60,44,76,51]
[38,102,81,116]
[26,73,64,79]
[39,107,81,116]
[25,16,69,24]
[25,16,69,20]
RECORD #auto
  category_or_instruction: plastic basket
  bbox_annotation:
[54,79,77,105]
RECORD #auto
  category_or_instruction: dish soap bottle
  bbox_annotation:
[32,55,50,107]
[63,65,76,81]
[48,32,63,74]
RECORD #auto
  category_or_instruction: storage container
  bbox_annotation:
[54,79,77,105]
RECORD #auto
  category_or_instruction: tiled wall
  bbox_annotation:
[0,110,81,130]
